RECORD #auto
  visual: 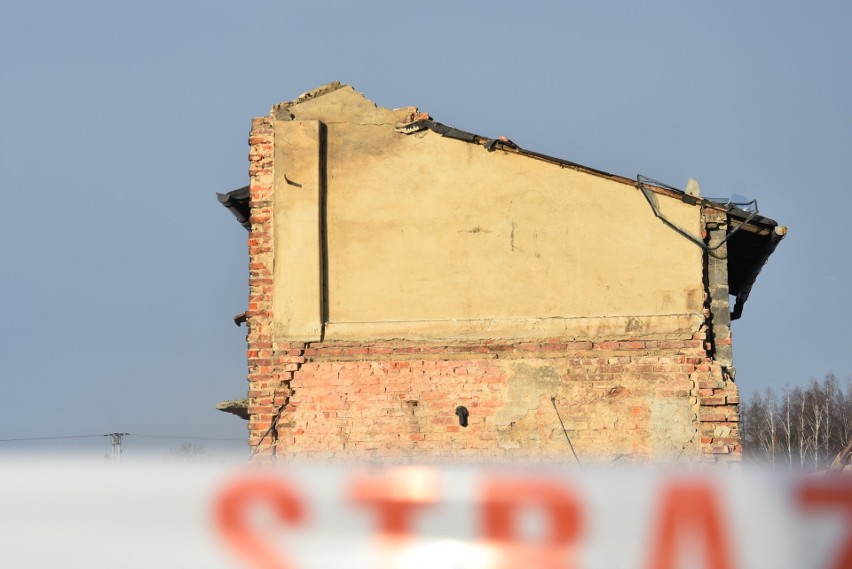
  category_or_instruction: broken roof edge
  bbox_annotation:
[270,81,347,118]
[262,82,786,235]
[397,118,786,237]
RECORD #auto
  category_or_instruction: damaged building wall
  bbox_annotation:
[235,83,770,462]
[279,341,705,459]
[268,86,705,341]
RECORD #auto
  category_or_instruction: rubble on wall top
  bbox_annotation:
[271,81,347,118]
[270,82,422,126]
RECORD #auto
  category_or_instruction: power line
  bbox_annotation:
[0,434,104,443]
[133,435,244,442]
[0,433,244,443]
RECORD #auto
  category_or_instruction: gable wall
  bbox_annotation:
[242,93,740,462]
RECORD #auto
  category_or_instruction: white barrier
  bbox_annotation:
[1,461,849,568]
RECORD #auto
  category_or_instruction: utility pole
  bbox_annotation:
[105,433,130,463]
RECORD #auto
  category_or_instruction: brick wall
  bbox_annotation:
[280,340,705,459]
[242,118,741,463]
[698,208,741,460]
[246,117,277,455]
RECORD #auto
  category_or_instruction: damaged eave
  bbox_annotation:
[217,185,251,230]
[396,118,638,188]
[727,215,787,320]
[396,119,749,214]
[625,175,787,322]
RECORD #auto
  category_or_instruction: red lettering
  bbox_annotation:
[214,474,305,569]
[480,478,582,569]
[350,467,438,537]
[797,479,852,569]
[350,467,438,569]
[647,481,735,569]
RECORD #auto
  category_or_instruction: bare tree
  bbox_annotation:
[169,442,206,462]
[781,387,794,472]
[742,374,852,472]
[743,389,779,468]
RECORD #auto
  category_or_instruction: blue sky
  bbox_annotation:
[1,1,849,456]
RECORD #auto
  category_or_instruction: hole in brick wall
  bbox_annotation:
[406,400,419,408]
[455,406,469,427]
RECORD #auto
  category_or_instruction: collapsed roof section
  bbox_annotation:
[217,82,786,320]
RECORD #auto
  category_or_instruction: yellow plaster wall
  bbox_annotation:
[271,87,704,342]
[271,120,324,341]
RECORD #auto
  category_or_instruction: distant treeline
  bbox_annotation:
[742,373,852,471]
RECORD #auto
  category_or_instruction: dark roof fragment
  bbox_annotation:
[217,186,250,230]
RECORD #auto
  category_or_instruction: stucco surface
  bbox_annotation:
[276,88,704,340]
[272,120,323,341]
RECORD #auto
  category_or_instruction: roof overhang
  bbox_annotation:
[217,185,251,230]
[725,207,787,320]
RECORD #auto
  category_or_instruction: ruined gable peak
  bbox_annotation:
[270,82,421,125]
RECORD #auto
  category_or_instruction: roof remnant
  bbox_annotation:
[216,398,249,420]
[728,221,786,319]
[217,185,250,230]
[635,175,785,319]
